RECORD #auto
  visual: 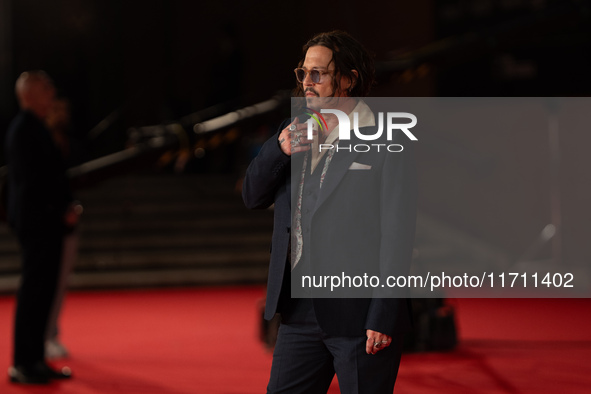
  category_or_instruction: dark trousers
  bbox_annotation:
[268,298,402,394]
[14,230,63,367]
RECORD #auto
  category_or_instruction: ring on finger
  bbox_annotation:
[289,124,297,131]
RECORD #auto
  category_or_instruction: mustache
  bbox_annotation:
[304,88,319,96]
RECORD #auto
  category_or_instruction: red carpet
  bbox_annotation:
[0,288,590,393]
[397,298,591,393]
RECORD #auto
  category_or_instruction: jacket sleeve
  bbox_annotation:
[242,127,291,210]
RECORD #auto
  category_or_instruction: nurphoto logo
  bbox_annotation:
[306,109,418,153]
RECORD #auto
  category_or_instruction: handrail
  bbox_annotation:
[67,91,291,186]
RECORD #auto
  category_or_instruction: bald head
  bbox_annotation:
[15,71,56,120]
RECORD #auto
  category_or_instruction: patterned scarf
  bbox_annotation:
[291,146,336,270]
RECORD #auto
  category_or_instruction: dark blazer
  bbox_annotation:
[5,110,72,236]
[243,119,416,337]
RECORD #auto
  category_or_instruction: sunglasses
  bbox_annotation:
[294,68,334,84]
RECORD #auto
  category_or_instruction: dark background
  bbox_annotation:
[1,0,590,270]
[3,0,590,137]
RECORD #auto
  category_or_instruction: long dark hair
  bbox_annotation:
[294,30,375,97]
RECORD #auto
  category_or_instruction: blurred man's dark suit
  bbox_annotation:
[243,115,417,392]
[5,110,72,368]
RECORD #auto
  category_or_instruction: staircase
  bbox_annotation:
[0,172,511,294]
[0,172,274,292]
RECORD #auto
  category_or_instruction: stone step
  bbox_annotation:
[0,265,270,293]
[0,235,271,271]
[0,172,274,290]
[0,172,511,292]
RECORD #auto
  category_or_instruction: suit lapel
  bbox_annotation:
[314,146,360,212]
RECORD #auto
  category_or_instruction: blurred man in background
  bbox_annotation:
[4,71,76,384]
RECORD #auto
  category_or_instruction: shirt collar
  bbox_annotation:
[311,99,375,173]
[323,99,375,146]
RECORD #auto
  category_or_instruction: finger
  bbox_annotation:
[287,118,303,132]
[291,145,310,154]
[289,129,308,143]
[291,132,312,146]
[296,129,319,146]
[280,118,307,156]
[299,132,315,144]
[279,130,292,156]
[289,127,308,140]
[284,118,300,135]
[381,334,392,347]
[372,340,383,354]
[290,130,313,148]
[279,128,290,144]
[366,336,375,355]
[373,338,392,354]
[368,337,388,355]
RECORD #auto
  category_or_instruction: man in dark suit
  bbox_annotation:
[243,31,417,393]
[5,71,75,384]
